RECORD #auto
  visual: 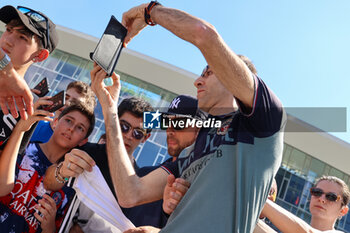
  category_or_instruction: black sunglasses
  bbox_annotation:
[120,120,146,140]
[17,6,50,48]
[310,187,341,202]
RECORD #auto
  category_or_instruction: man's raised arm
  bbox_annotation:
[90,64,168,207]
[122,3,255,107]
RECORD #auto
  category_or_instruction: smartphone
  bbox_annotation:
[39,90,65,112]
[33,77,49,97]
[90,16,127,76]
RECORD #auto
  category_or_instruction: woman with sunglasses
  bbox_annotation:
[257,176,350,233]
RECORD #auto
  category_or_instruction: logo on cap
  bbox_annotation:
[169,97,181,109]
[143,110,161,129]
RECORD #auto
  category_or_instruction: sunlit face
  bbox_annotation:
[166,118,198,159]
[309,180,346,222]
[0,22,41,70]
[54,88,84,116]
[51,110,90,149]
[194,66,231,113]
[119,112,149,156]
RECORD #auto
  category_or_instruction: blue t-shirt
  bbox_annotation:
[30,121,53,143]
[161,76,286,233]
[0,143,75,233]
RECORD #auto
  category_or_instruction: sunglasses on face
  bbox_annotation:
[310,187,341,202]
[120,120,146,140]
[163,117,194,131]
[17,6,50,48]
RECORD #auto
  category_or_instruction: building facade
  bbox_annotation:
[1,24,350,232]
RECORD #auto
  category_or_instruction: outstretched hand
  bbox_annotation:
[90,63,120,112]
[0,67,34,120]
[16,97,54,133]
[34,194,57,233]
[60,149,96,178]
[122,4,149,46]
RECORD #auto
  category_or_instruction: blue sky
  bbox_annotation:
[2,0,349,143]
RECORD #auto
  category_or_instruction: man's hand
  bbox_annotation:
[15,97,54,133]
[34,194,57,233]
[163,174,190,215]
[90,63,120,112]
[60,149,96,178]
[0,66,34,120]
[124,226,161,233]
[122,4,149,45]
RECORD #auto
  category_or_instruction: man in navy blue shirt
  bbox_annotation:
[98,2,286,233]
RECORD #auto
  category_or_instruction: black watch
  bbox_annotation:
[144,1,161,26]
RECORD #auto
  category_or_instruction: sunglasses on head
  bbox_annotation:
[17,6,50,48]
[310,187,341,202]
[120,120,146,140]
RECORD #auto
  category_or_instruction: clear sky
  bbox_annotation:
[2,0,349,143]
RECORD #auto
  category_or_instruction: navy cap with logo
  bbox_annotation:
[165,95,207,120]
[0,5,58,53]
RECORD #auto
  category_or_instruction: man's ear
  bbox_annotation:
[78,138,88,147]
[142,132,151,143]
[34,49,49,62]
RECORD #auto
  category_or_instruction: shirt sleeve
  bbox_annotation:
[236,75,286,137]
[160,159,180,178]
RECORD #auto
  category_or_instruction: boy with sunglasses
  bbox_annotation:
[0,5,58,151]
[257,176,350,233]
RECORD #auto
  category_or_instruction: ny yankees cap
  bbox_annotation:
[165,95,206,120]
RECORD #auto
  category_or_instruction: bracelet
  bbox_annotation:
[144,1,161,26]
[55,162,68,184]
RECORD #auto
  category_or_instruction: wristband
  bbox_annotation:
[144,1,161,26]
[0,52,10,71]
[55,162,69,184]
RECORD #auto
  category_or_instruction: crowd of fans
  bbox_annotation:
[0,2,348,233]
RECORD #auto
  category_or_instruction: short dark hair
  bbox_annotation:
[238,54,257,75]
[315,176,350,207]
[118,97,154,133]
[58,101,95,139]
[67,81,96,111]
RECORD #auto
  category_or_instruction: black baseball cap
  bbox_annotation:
[165,95,207,120]
[0,5,58,53]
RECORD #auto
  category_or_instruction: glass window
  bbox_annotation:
[136,141,161,167]
[284,174,305,206]
[329,167,345,180]
[308,158,325,180]
[287,148,306,175]
[344,214,350,232]
[282,143,292,166]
